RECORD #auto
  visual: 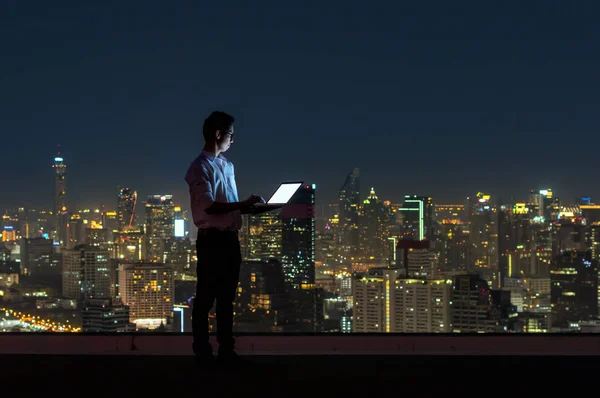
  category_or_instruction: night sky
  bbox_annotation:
[2,1,600,212]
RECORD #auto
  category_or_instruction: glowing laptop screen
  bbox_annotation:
[268,182,303,204]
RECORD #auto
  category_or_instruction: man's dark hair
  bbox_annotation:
[203,111,235,142]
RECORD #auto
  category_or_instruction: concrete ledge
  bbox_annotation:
[1,334,600,355]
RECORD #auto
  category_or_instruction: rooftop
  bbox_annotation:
[1,334,598,394]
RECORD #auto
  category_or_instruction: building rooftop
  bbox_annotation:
[1,334,598,394]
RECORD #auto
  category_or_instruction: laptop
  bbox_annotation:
[253,181,303,208]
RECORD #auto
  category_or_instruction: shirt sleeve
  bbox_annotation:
[185,162,215,214]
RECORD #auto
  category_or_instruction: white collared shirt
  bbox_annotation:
[185,150,242,231]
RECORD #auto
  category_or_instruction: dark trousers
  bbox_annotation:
[192,228,241,356]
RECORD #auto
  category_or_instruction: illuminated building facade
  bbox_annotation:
[85,227,108,250]
[53,150,68,245]
[145,195,175,262]
[550,250,598,328]
[82,298,135,332]
[66,213,85,249]
[112,229,146,262]
[173,206,188,238]
[19,237,60,276]
[282,184,316,289]
[118,262,174,330]
[61,245,112,300]
[117,188,138,230]
[282,184,320,331]
[466,192,498,272]
[163,237,193,276]
[338,168,361,258]
[451,274,513,332]
[235,259,297,332]
[359,188,389,262]
[433,204,469,272]
[2,226,16,242]
[241,211,282,261]
[352,268,451,332]
[394,278,452,332]
[399,195,434,241]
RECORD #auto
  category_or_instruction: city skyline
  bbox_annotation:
[3,2,600,209]
[0,149,594,215]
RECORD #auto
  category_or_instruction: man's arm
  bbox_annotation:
[186,162,264,215]
[207,195,266,215]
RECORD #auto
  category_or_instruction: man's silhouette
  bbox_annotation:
[185,111,265,367]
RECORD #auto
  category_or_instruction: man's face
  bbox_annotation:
[216,125,234,153]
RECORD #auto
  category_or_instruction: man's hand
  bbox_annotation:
[243,194,265,207]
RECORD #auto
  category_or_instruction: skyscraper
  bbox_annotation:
[117,188,138,231]
[241,211,283,261]
[282,184,320,332]
[52,149,67,245]
[360,188,389,262]
[282,184,316,288]
[352,268,452,332]
[66,213,85,249]
[19,237,60,276]
[62,244,113,300]
[235,259,297,332]
[399,195,434,241]
[145,195,175,262]
[451,274,512,332]
[551,250,598,328]
[466,192,498,272]
[339,168,360,258]
[118,262,174,330]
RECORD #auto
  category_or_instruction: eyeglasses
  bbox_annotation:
[224,131,234,139]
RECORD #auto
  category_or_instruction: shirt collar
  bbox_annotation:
[200,150,227,162]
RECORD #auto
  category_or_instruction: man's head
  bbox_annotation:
[203,111,235,154]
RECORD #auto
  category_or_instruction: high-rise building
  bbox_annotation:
[553,217,588,254]
[102,211,119,242]
[588,223,600,261]
[352,268,452,332]
[451,274,513,332]
[66,213,85,249]
[433,204,468,272]
[62,245,112,300]
[394,278,452,333]
[173,206,188,238]
[396,239,430,277]
[118,262,174,330]
[282,185,316,288]
[235,259,297,332]
[241,211,282,261]
[113,229,146,262]
[52,150,68,246]
[360,188,389,262]
[145,195,175,262]
[338,168,360,258]
[117,188,138,230]
[2,226,17,242]
[550,250,598,328]
[81,298,135,332]
[164,237,193,276]
[282,184,319,332]
[466,192,498,272]
[61,249,81,299]
[19,237,61,276]
[399,195,434,241]
[85,227,108,250]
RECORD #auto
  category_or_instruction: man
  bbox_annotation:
[185,111,265,367]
